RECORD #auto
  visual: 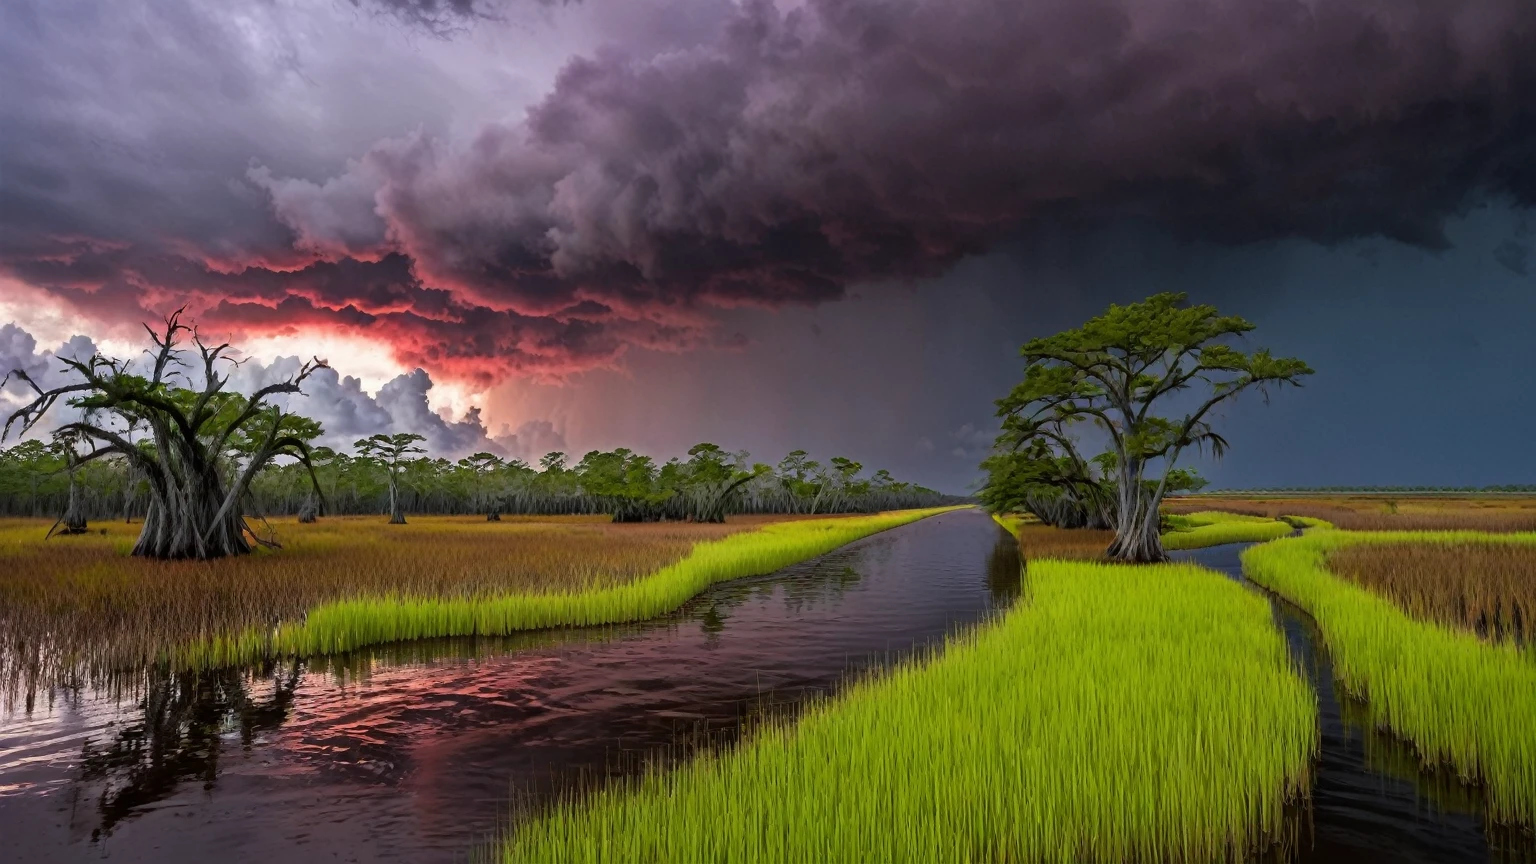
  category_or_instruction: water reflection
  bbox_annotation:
[986,532,1024,605]
[76,663,302,838]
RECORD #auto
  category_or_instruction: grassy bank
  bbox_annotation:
[992,514,1114,560]
[993,511,1299,559]
[1162,511,1297,550]
[500,524,1316,862]
[1243,531,1536,825]
[173,508,957,670]
[1167,494,1536,532]
[0,509,954,684]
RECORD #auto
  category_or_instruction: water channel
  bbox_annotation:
[0,512,1529,862]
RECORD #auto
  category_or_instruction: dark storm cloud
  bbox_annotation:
[7,0,1536,385]
[259,0,1536,317]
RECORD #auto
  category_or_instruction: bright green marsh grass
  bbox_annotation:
[175,507,958,669]
[1162,511,1297,551]
[1243,530,1536,825]
[500,526,1317,862]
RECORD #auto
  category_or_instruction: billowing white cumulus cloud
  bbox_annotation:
[2,321,554,460]
[0,324,102,435]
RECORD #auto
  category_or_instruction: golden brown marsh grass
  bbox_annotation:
[992,516,1113,560]
[0,514,807,685]
[1327,541,1536,643]
[1165,495,1536,532]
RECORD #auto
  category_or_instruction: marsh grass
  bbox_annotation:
[0,511,932,689]
[1328,541,1535,644]
[993,515,1114,560]
[994,511,1293,559]
[187,509,952,670]
[1162,511,1297,550]
[1168,495,1536,532]
[500,529,1317,863]
[1243,531,1536,825]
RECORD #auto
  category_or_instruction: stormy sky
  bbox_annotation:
[2,0,1534,491]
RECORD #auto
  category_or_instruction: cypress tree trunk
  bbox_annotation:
[60,473,89,535]
[388,476,406,524]
[297,493,319,524]
[1106,482,1166,563]
[130,472,253,559]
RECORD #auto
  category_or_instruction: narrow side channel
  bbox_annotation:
[1172,541,1534,864]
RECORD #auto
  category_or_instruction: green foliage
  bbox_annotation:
[1243,530,1536,825]
[989,292,1311,561]
[234,442,948,522]
[501,520,1316,862]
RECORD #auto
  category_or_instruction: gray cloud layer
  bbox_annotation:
[4,0,1536,386]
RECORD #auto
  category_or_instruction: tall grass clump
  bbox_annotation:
[176,508,958,669]
[1244,531,1536,825]
[1161,511,1296,550]
[1328,540,1535,643]
[501,546,1316,861]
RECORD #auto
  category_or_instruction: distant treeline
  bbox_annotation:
[0,437,957,523]
[1188,485,1536,495]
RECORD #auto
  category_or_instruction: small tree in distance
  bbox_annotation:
[995,292,1312,562]
[356,432,427,524]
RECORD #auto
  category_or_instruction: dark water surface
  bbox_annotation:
[1172,542,1535,864]
[0,510,1019,863]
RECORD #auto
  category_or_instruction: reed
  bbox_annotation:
[1243,530,1536,825]
[500,524,1317,862]
[1328,541,1535,643]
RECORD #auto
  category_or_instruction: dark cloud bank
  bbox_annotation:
[4,0,1536,386]
[255,0,1536,310]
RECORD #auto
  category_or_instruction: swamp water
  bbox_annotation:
[0,513,1529,862]
[0,510,1018,862]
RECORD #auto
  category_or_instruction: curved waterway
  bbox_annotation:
[1172,542,1535,864]
[0,509,1020,863]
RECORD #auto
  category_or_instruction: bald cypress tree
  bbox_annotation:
[2,311,328,559]
[996,293,1312,562]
